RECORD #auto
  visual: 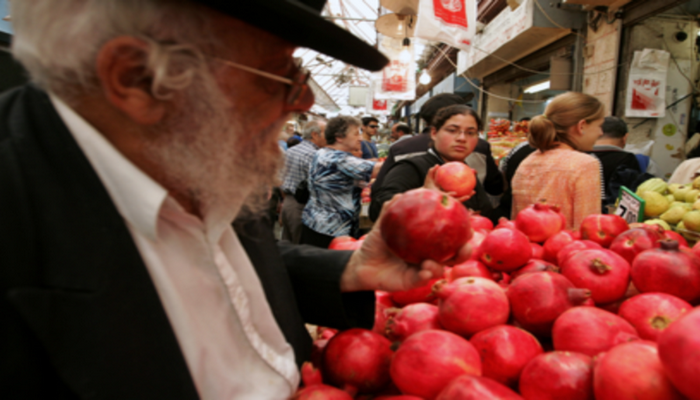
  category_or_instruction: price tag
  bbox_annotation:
[614,186,646,223]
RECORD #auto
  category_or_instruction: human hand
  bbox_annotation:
[339,195,472,293]
[423,165,475,203]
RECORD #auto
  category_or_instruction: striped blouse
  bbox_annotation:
[512,145,603,231]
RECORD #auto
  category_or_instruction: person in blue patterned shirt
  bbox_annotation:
[301,116,383,247]
[280,120,327,243]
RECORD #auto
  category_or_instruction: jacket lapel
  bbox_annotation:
[3,85,198,399]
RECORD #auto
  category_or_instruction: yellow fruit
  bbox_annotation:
[682,210,700,232]
[636,178,668,196]
[666,194,676,203]
[674,186,692,201]
[670,202,691,210]
[645,219,672,231]
[661,207,687,225]
[693,200,700,210]
[693,176,700,190]
[686,189,700,203]
[641,191,670,217]
[668,183,682,194]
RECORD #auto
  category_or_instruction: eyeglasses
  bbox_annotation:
[213,57,311,106]
[368,125,379,129]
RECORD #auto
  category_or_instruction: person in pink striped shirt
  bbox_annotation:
[512,92,606,230]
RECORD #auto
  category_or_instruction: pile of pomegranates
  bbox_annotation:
[292,196,700,400]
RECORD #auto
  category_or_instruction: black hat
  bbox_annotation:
[194,0,388,72]
[420,93,467,125]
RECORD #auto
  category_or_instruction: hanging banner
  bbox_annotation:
[413,0,477,50]
[366,81,393,115]
[372,36,416,101]
[625,49,670,118]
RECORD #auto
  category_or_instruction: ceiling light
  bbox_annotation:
[524,81,550,94]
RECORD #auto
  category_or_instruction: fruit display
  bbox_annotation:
[293,200,700,399]
[487,119,529,165]
[634,176,700,243]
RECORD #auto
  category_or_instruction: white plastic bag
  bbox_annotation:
[625,49,670,118]
[414,0,477,50]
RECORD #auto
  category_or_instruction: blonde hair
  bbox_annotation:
[528,92,605,151]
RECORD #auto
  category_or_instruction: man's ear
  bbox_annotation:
[95,36,166,125]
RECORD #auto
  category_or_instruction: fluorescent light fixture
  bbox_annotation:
[524,81,550,94]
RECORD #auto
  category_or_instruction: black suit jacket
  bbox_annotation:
[0,85,373,399]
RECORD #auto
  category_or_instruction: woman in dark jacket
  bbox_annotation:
[372,105,495,220]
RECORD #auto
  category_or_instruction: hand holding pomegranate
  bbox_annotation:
[424,165,475,203]
[341,194,472,293]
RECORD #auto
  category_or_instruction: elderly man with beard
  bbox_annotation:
[0,1,468,399]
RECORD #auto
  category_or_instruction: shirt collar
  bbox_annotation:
[50,93,168,240]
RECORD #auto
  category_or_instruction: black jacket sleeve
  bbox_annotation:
[369,161,425,221]
[277,241,375,330]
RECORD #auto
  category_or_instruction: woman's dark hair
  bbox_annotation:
[528,92,605,151]
[431,105,482,131]
[325,115,361,145]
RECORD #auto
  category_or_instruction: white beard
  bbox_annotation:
[144,68,284,225]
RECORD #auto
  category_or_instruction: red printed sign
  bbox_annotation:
[433,0,468,28]
[382,60,409,93]
[372,99,388,110]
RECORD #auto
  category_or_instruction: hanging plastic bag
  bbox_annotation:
[372,36,416,101]
[413,0,477,50]
[625,49,670,118]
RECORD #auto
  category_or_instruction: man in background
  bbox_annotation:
[390,123,412,145]
[360,116,379,159]
[280,119,327,243]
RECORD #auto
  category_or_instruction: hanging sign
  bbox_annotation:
[614,186,645,224]
[414,0,477,49]
[625,49,670,118]
[372,36,416,101]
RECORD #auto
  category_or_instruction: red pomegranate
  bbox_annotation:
[374,396,424,400]
[435,161,477,198]
[507,272,591,336]
[451,259,493,281]
[631,240,700,304]
[609,227,664,264]
[478,229,532,272]
[596,281,640,314]
[380,188,472,264]
[594,341,685,400]
[322,328,393,394]
[494,217,517,230]
[693,240,700,258]
[579,214,629,248]
[435,375,523,400]
[519,351,594,400]
[470,215,494,231]
[510,259,559,281]
[294,362,353,400]
[390,278,441,306]
[618,292,692,341]
[552,307,639,357]
[560,249,631,304]
[662,229,689,248]
[292,384,353,400]
[543,230,576,263]
[658,307,700,400]
[328,236,361,251]
[436,277,509,337]
[556,240,603,267]
[390,330,481,400]
[372,291,396,335]
[515,203,564,243]
[530,243,544,259]
[467,229,488,260]
[469,325,543,387]
[385,303,441,342]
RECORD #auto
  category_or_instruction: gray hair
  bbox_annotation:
[301,120,324,140]
[325,115,360,145]
[10,0,219,101]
